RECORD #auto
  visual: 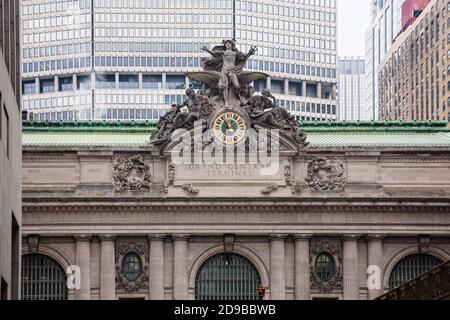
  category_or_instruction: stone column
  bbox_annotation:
[342,235,360,300]
[266,76,271,90]
[185,76,190,89]
[138,72,143,89]
[162,72,167,89]
[331,83,337,100]
[115,72,120,89]
[91,72,96,89]
[35,78,40,94]
[367,235,384,300]
[149,234,166,300]
[269,234,287,300]
[54,75,59,92]
[316,82,322,99]
[294,234,311,300]
[302,81,307,97]
[284,79,289,95]
[73,74,77,91]
[75,235,92,300]
[173,234,189,300]
[99,235,116,300]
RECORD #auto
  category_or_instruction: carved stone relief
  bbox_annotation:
[305,157,346,191]
[112,155,152,191]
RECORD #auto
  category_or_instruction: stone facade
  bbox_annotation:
[21,122,450,300]
[0,0,21,301]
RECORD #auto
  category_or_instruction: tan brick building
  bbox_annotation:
[378,0,450,122]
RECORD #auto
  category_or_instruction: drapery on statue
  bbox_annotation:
[187,39,267,107]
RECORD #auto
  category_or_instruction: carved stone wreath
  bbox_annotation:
[115,242,149,292]
[305,157,346,191]
[310,238,343,293]
[113,155,152,191]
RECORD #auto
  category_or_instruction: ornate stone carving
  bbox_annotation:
[150,40,309,151]
[115,242,149,292]
[182,184,199,195]
[261,183,279,195]
[163,163,176,194]
[305,157,346,191]
[113,155,152,191]
[284,162,299,194]
[310,238,343,293]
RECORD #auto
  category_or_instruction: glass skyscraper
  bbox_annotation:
[21,0,338,122]
[337,56,365,121]
[365,0,405,120]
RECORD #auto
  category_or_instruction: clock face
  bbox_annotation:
[213,112,247,145]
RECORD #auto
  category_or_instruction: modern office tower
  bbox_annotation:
[365,0,406,120]
[0,0,22,300]
[21,0,338,122]
[378,0,449,122]
[337,57,366,121]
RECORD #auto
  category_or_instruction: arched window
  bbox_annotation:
[389,253,443,289]
[195,253,261,300]
[315,252,335,281]
[122,252,143,282]
[21,254,68,300]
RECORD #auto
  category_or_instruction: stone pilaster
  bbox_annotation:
[75,235,92,300]
[269,234,287,300]
[342,235,360,300]
[293,234,312,300]
[99,235,116,300]
[367,235,385,300]
[149,234,166,300]
[173,234,189,300]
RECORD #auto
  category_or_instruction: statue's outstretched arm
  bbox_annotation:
[201,46,216,56]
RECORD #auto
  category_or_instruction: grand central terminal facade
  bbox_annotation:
[19,41,450,301]
[20,119,450,300]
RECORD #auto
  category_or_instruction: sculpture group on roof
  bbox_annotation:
[150,39,308,148]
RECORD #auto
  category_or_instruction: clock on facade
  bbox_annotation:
[213,111,247,145]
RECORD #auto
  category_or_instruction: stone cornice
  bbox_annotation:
[22,196,450,214]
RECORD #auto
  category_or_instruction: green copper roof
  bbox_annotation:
[22,120,450,148]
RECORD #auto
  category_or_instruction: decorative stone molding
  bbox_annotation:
[305,157,346,191]
[269,234,288,241]
[163,163,176,194]
[223,234,235,252]
[27,235,40,253]
[310,238,343,293]
[284,162,299,195]
[99,234,117,242]
[148,234,167,242]
[367,234,386,242]
[418,236,431,253]
[115,242,149,292]
[182,184,199,195]
[172,234,190,241]
[293,234,313,242]
[74,234,92,243]
[261,183,279,195]
[113,154,152,191]
[341,234,361,242]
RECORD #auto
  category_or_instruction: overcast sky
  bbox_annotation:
[337,0,371,57]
